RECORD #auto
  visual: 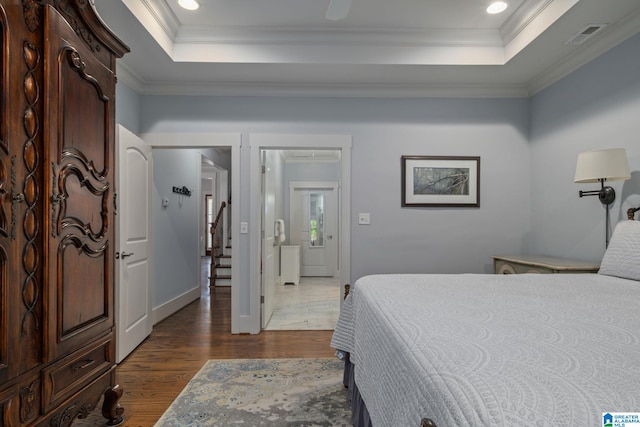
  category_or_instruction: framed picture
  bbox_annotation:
[401,156,480,207]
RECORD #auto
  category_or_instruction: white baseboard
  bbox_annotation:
[152,286,200,325]
[237,315,259,334]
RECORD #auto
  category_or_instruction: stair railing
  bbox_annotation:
[209,201,227,288]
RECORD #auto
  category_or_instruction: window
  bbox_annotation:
[205,194,214,254]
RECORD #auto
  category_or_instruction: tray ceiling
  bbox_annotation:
[94,0,640,97]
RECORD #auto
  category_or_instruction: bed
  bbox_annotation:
[331,208,640,427]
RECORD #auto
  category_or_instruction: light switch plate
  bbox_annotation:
[240,222,249,234]
[358,213,370,225]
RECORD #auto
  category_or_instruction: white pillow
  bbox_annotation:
[598,220,640,281]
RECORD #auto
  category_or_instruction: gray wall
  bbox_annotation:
[116,33,640,331]
[529,33,640,262]
[152,149,202,306]
[115,81,141,135]
[139,96,531,292]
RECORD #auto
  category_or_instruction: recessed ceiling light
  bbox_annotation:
[487,1,508,14]
[178,0,200,11]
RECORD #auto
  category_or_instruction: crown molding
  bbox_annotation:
[527,7,640,95]
[500,0,555,45]
[111,0,640,100]
[116,62,146,93]
[115,20,640,100]
[119,0,178,56]
[175,26,503,48]
[135,80,529,98]
[139,0,180,39]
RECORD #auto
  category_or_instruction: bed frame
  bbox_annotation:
[344,206,640,427]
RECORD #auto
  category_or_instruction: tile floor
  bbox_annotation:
[264,276,341,331]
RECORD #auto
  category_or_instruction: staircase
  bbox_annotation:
[209,202,231,288]
[213,253,232,287]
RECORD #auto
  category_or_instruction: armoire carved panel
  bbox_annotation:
[0,1,129,425]
[45,4,115,360]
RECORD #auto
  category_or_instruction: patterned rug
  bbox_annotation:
[154,358,351,426]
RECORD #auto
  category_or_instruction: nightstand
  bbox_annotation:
[492,255,600,274]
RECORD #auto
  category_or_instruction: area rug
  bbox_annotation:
[154,358,351,426]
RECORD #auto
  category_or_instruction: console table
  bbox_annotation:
[492,255,600,274]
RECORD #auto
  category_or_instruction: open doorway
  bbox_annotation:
[142,132,241,333]
[262,153,341,330]
[249,134,352,333]
[289,182,339,277]
[201,156,231,289]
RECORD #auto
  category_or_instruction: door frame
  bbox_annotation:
[249,134,352,334]
[140,132,241,332]
[289,182,339,277]
[201,160,229,257]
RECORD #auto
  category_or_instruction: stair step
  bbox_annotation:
[210,247,231,289]
[211,275,231,287]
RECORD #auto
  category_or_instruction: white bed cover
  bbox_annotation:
[331,273,640,426]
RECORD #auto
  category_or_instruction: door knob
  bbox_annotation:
[118,251,134,259]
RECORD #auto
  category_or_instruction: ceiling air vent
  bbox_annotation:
[565,24,607,45]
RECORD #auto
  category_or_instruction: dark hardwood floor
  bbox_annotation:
[112,259,335,427]
[91,261,336,426]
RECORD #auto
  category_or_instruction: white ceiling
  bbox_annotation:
[93,0,640,98]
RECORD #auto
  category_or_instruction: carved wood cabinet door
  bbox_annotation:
[44,4,116,361]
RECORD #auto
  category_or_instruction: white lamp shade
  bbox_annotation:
[574,148,631,183]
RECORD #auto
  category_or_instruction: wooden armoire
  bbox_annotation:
[0,0,129,425]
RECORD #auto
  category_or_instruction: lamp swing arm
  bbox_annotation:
[577,178,616,205]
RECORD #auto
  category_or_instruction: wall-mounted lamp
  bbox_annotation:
[575,148,630,247]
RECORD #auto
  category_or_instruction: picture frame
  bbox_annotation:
[401,155,480,207]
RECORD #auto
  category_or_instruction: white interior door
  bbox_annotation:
[261,151,277,328]
[290,183,337,277]
[116,125,153,363]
